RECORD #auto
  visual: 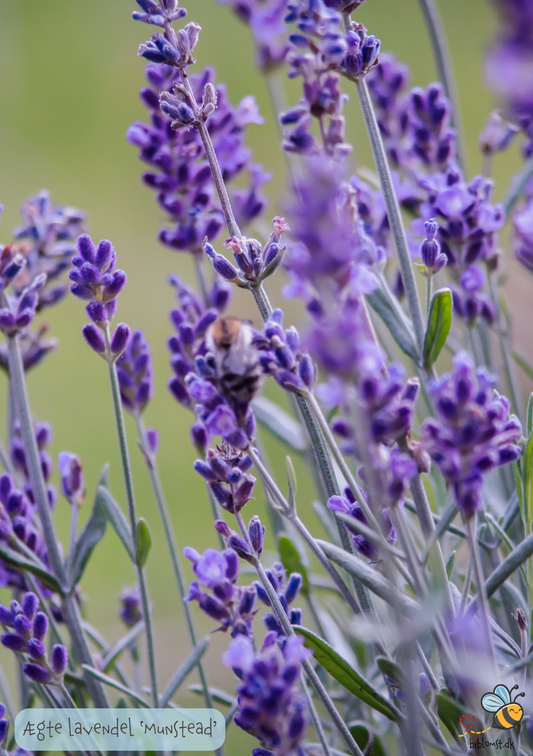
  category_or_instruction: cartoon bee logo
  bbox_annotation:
[481,684,525,730]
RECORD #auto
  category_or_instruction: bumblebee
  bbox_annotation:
[481,684,525,730]
[206,318,263,407]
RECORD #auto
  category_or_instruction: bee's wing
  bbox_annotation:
[494,685,511,704]
[481,693,504,712]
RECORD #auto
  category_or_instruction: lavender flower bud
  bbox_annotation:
[0,714,8,746]
[33,612,48,641]
[51,644,68,676]
[1,633,28,652]
[23,663,52,684]
[14,614,31,636]
[513,608,527,632]
[27,639,46,660]
[146,428,159,455]
[82,323,106,354]
[86,301,107,324]
[479,110,519,155]
[248,515,264,557]
[58,452,85,506]
[110,324,131,356]
[214,520,232,538]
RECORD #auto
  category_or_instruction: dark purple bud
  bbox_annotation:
[1,633,28,652]
[146,428,159,455]
[95,240,114,270]
[227,534,253,561]
[190,422,209,453]
[298,354,315,389]
[213,255,239,281]
[27,638,46,660]
[224,549,239,581]
[0,717,7,745]
[110,324,131,356]
[248,515,264,557]
[0,605,15,626]
[194,460,217,482]
[210,482,232,507]
[23,663,52,684]
[103,270,127,303]
[86,300,107,324]
[33,612,48,640]
[14,614,31,636]
[51,644,68,675]
[82,323,106,354]
[77,234,96,263]
[284,573,302,604]
[513,608,527,632]
[214,520,232,538]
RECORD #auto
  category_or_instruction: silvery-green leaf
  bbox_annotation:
[367,279,419,364]
[160,637,210,707]
[277,534,310,597]
[96,486,134,562]
[252,396,308,452]
[70,464,110,586]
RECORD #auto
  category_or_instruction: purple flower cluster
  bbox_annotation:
[255,309,316,396]
[69,234,131,359]
[116,329,154,415]
[12,190,87,312]
[129,34,268,250]
[485,0,533,157]
[205,216,289,287]
[184,545,257,636]
[216,0,289,71]
[215,515,265,563]
[0,273,46,338]
[0,473,44,590]
[421,352,522,519]
[253,562,303,638]
[11,420,57,510]
[328,483,400,561]
[413,169,504,324]
[367,54,456,175]
[194,444,256,513]
[119,585,143,627]
[223,632,310,756]
[281,1,355,158]
[0,592,68,684]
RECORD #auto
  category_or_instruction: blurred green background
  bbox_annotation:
[0,0,527,752]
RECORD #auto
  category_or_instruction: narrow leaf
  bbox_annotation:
[445,551,456,578]
[423,288,452,369]
[286,456,297,515]
[70,465,110,586]
[527,393,533,437]
[313,502,341,545]
[317,540,416,610]
[188,685,236,707]
[252,396,308,452]
[435,690,463,739]
[367,279,419,364]
[294,626,400,722]
[376,657,406,688]
[0,542,60,593]
[81,665,149,707]
[522,431,533,530]
[485,533,533,600]
[102,622,145,673]
[160,637,210,707]
[277,535,310,597]
[96,486,134,561]
[136,518,152,568]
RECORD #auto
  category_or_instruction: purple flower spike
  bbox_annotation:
[223,634,310,754]
[116,329,154,413]
[58,451,85,506]
[422,352,522,518]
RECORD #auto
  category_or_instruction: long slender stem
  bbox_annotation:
[6,335,109,708]
[416,0,466,174]
[105,350,158,708]
[486,265,523,417]
[300,670,333,756]
[66,505,79,582]
[134,415,213,711]
[234,513,364,756]
[465,517,495,665]
[425,275,433,318]
[355,78,425,357]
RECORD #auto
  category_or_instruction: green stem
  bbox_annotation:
[502,155,533,217]
[105,349,158,708]
[486,265,523,418]
[416,0,466,175]
[66,504,79,582]
[465,517,495,665]
[134,415,213,711]
[234,513,364,756]
[426,274,433,319]
[300,670,333,756]
[355,78,425,357]
[6,335,109,708]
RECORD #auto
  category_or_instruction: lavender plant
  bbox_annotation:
[1,0,533,755]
